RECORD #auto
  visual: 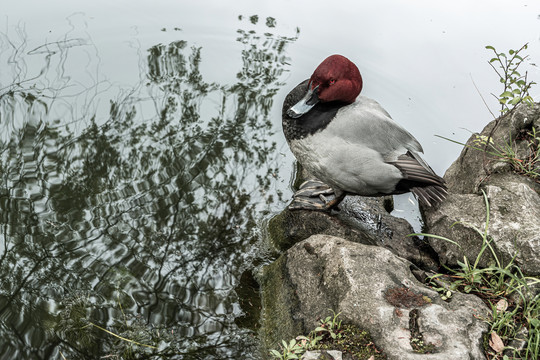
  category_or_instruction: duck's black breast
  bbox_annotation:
[282,80,345,141]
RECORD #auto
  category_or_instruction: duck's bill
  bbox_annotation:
[287,85,319,118]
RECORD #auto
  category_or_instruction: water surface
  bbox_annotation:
[1,1,539,358]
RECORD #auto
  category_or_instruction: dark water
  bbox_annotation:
[0,15,298,359]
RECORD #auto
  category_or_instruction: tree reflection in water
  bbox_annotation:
[0,16,298,359]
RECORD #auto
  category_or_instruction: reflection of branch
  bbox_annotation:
[0,24,116,150]
[0,255,47,314]
[0,16,297,357]
[1,25,30,90]
[27,38,89,55]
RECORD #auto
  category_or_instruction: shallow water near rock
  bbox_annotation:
[1,1,539,358]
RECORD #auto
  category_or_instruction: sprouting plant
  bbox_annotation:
[269,310,385,359]
[269,338,306,360]
[269,309,343,359]
[476,125,540,180]
[512,126,540,179]
[472,43,537,177]
[423,273,454,300]
[410,190,540,359]
[486,43,536,114]
[313,309,342,339]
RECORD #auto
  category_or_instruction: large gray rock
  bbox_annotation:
[260,235,489,360]
[443,103,540,195]
[423,179,540,274]
[269,195,439,271]
[423,103,540,275]
[276,163,439,270]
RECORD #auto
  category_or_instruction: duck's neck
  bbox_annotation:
[283,80,346,141]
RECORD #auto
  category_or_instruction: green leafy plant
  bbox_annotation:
[438,44,538,182]
[437,44,539,182]
[313,309,343,340]
[486,43,536,114]
[269,339,306,360]
[269,309,342,359]
[412,191,540,359]
[480,44,538,178]
[269,309,384,360]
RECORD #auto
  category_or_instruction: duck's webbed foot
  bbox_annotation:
[288,180,345,211]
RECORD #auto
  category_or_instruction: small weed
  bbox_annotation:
[412,191,540,359]
[409,308,436,354]
[313,309,343,340]
[269,338,307,360]
[473,127,540,180]
[438,44,538,182]
[410,337,436,354]
[269,309,385,360]
[482,44,537,179]
[485,43,536,114]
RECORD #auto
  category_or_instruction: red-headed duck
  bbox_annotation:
[282,54,447,210]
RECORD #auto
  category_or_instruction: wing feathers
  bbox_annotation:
[389,151,447,206]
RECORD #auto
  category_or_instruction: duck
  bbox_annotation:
[282,54,447,211]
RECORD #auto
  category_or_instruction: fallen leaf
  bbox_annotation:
[496,298,508,312]
[489,331,504,353]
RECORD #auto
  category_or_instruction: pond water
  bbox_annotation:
[1,1,539,359]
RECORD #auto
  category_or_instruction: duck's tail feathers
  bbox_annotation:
[411,184,448,207]
[389,151,448,207]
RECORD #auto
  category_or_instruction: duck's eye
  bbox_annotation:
[329,79,336,85]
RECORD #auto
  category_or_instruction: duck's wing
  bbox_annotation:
[327,96,425,156]
[333,97,447,205]
[388,151,447,206]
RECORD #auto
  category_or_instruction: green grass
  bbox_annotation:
[436,126,540,183]
[413,191,540,359]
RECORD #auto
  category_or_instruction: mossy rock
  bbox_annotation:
[257,254,303,353]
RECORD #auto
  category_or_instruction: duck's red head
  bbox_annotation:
[287,54,363,118]
[309,54,363,103]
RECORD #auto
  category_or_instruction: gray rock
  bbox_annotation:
[337,196,439,271]
[423,103,540,275]
[260,235,489,360]
[423,178,540,275]
[443,103,540,195]
[281,162,438,270]
[301,350,342,360]
[269,195,439,271]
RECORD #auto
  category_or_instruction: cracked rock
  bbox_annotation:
[260,235,489,360]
